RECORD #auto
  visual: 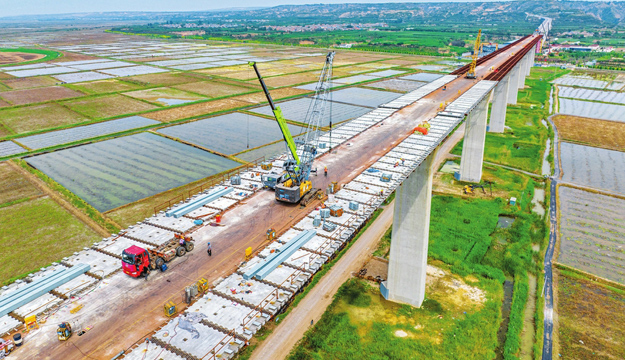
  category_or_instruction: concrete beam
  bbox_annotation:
[507,65,519,104]
[382,151,435,308]
[488,76,510,133]
[457,94,490,182]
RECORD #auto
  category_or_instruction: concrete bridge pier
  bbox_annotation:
[526,52,533,76]
[507,65,520,104]
[518,56,527,89]
[488,75,510,133]
[381,151,436,308]
[457,94,491,182]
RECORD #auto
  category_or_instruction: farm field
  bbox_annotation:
[366,78,427,92]
[557,187,625,284]
[173,80,256,98]
[0,102,89,135]
[552,74,624,90]
[62,94,160,119]
[558,85,625,104]
[323,87,403,107]
[123,87,207,106]
[0,196,100,285]
[157,112,305,155]
[0,85,84,105]
[1,75,59,90]
[67,78,143,94]
[558,98,625,123]
[26,132,241,212]
[556,270,625,359]
[0,161,41,205]
[250,97,371,126]
[143,98,251,122]
[0,141,26,157]
[560,142,625,194]
[552,115,625,152]
[16,115,159,150]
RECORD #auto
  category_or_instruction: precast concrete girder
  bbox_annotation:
[457,94,490,182]
[382,151,435,308]
[488,76,510,133]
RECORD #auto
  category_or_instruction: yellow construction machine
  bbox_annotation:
[57,322,72,341]
[466,29,482,79]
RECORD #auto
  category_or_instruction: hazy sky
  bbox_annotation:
[2,0,512,17]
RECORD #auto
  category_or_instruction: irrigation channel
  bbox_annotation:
[542,117,561,360]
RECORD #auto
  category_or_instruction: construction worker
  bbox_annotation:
[324,166,328,177]
[401,158,405,166]
[207,242,212,257]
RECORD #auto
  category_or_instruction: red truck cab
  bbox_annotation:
[122,245,149,278]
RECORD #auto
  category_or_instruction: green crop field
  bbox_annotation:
[0,48,62,67]
[0,196,99,285]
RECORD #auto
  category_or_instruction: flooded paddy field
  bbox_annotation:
[558,187,625,284]
[158,112,305,155]
[552,74,624,90]
[558,98,625,123]
[560,142,625,194]
[250,97,371,126]
[26,132,240,212]
[558,86,625,104]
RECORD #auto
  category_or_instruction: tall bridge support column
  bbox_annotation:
[507,65,520,104]
[457,94,490,182]
[381,152,435,308]
[526,53,533,76]
[518,57,527,89]
[488,76,510,133]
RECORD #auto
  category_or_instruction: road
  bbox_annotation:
[13,36,537,360]
[542,116,561,360]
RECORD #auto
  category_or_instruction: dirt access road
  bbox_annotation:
[14,36,536,360]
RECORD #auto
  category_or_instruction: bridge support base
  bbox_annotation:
[457,95,489,183]
[382,152,435,308]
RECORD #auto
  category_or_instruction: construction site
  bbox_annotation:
[0,17,556,360]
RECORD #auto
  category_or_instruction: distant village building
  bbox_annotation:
[547,44,614,53]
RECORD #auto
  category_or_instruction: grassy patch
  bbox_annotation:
[0,197,99,285]
[289,275,501,360]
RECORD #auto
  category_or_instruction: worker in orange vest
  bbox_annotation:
[324,166,328,177]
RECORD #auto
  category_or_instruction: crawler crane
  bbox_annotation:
[249,51,335,203]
